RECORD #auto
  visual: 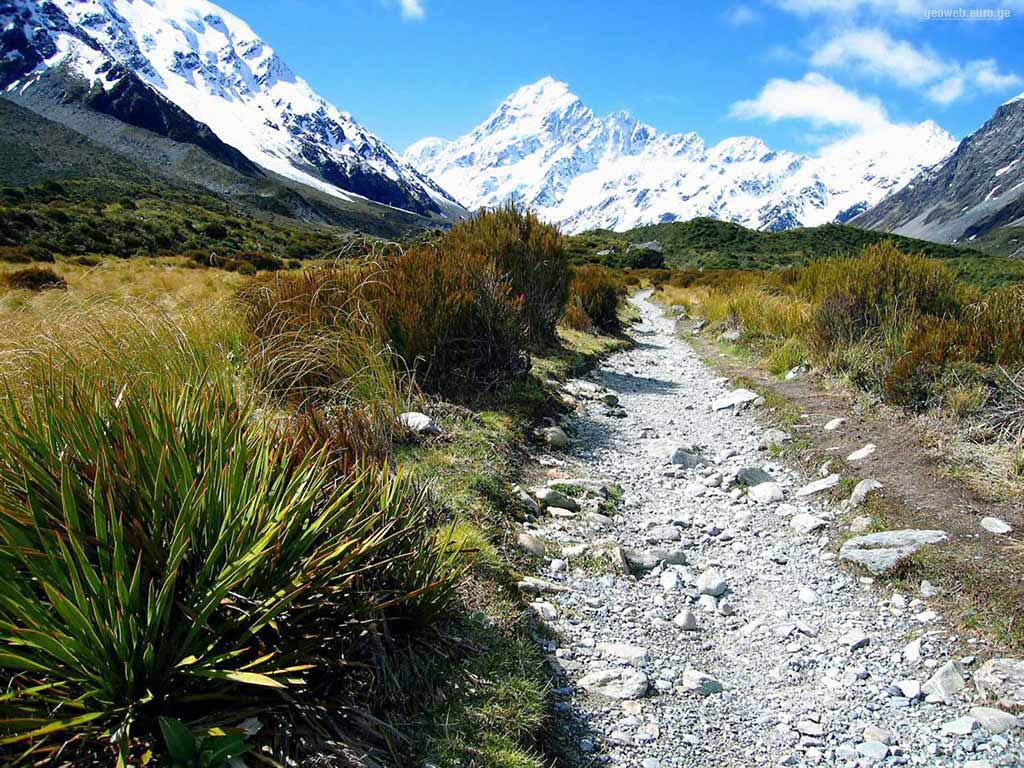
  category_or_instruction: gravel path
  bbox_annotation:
[523,292,1022,768]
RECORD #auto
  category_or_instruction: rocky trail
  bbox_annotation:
[518,292,1023,768]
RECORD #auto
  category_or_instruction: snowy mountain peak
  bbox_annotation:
[503,76,578,112]
[1,0,464,219]
[404,78,956,233]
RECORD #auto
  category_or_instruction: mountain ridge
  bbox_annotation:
[854,96,1024,244]
[0,0,466,223]
[404,77,957,235]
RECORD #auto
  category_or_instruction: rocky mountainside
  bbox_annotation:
[855,93,1024,244]
[405,78,956,234]
[0,0,465,222]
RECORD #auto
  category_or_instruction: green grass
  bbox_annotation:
[570,217,1024,287]
[0,177,349,265]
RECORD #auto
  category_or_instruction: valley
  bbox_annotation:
[0,1,1022,767]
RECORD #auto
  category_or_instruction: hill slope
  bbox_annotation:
[855,95,1024,243]
[0,98,435,240]
[570,218,1024,287]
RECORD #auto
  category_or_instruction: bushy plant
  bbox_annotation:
[0,361,460,762]
[376,246,531,390]
[0,244,53,263]
[963,285,1024,367]
[2,266,67,291]
[563,265,624,333]
[441,204,568,345]
[805,243,970,353]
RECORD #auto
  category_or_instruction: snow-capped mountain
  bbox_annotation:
[405,78,956,233]
[855,93,1024,243]
[1,0,464,220]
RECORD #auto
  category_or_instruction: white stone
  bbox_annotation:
[839,530,948,575]
[712,388,760,411]
[798,587,819,604]
[399,411,440,434]
[680,669,723,695]
[748,481,784,503]
[847,443,876,462]
[941,715,977,735]
[796,474,841,497]
[969,706,1020,734]
[824,417,846,431]
[922,660,966,702]
[903,638,922,664]
[980,516,1012,535]
[597,643,649,664]
[850,479,882,507]
[975,658,1024,711]
[696,569,728,597]
[673,609,698,631]
[579,668,649,699]
[790,513,827,535]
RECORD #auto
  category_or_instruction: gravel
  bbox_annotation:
[523,293,1022,767]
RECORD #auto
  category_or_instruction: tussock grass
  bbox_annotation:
[563,265,626,333]
[656,242,1024,448]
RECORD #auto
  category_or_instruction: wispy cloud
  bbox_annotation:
[730,72,890,131]
[400,0,426,19]
[726,5,758,25]
[928,59,1022,104]
[811,28,1021,104]
[382,0,426,20]
[811,28,946,86]
[773,0,1024,17]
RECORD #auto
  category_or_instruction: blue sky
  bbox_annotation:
[218,0,1024,153]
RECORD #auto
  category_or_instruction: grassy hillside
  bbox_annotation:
[966,226,1024,260]
[0,177,351,267]
[570,217,1024,288]
[0,97,440,240]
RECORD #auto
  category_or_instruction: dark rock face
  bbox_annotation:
[81,65,262,178]
[855,99,1024,243]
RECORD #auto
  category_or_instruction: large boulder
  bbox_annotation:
[839,530,948,575]
[975,658,1024,713]
[579,668,649,700]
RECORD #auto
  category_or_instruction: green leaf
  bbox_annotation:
[158,717,197,764]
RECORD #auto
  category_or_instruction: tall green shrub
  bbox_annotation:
[441,204,569,345]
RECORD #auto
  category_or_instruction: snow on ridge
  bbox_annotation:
[11,0,461,216]
[405,78,957,233]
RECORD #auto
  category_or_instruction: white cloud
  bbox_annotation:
[928,59,1022,104]
[383,0,425,20]
[811,29,946,86]
[774,0,1024,16]
[811,28,1021,105]
[730,72,890,131]
[726,5,758,25]
[400,0,426,19]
